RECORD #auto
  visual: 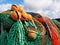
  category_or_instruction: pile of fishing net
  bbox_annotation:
[0,4,60,45]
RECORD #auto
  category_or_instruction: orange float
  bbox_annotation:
[27,14,34,24]
[11,4,19,11]
[28,32,37,38]
[18,6,23,13]
[11,11,21,20]
[27,27,38,39]
[21,11,28,20]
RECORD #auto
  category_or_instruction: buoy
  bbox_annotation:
[11,4,19,11]
[28,32,37,39]
[11,11,21,20]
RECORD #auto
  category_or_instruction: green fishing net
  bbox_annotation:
[0,31,7,45]
[51,20,60,33]
[0,12,52,45]
[7,20,25,45]
[26,21,41,38]
[0,13,15,29]
[51,20,60,30]
[22,20,42,45]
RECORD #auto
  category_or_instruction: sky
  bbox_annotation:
[0,0,60,19]
[0,0,23,4]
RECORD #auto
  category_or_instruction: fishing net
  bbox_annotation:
[51,19,60,31]
[22,20,42,45]
[0,12,15,30]
[7,20,25,45]
[0,4,60,45]
[0,30,7,45]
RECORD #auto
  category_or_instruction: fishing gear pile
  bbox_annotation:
[0,4,60,45]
